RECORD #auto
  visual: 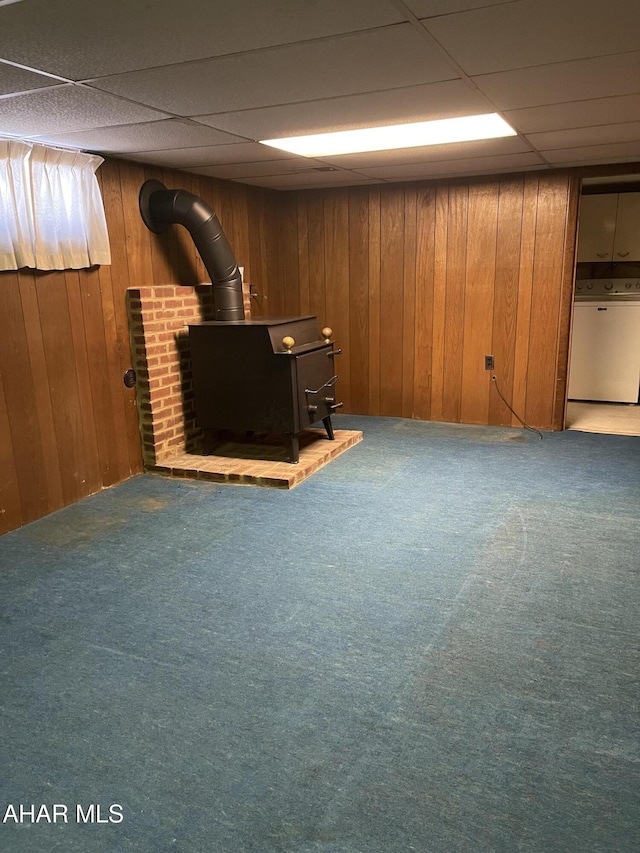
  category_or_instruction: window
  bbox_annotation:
[0,140,111,271]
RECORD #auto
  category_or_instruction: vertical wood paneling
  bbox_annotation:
[379,187,405,416]
[278,194,301,316]
[0,372,22,533]
[17,272,65,511]
[461,180,499,425]
[402,187,417,419]
[490,177,524,425]
[442,183,468,423]
[413,186,436,420]
[247,187,271,317]
[65,269,102,495]
[296,196,311,316]
[324,189,350,410]
[348,188,370,415]
[273,171,577,434]
[119,161,155,288]
[512,173,539,427]
[553,173,581,430]
[101,163,146,473]
[430,185,449,421]
[96,263,133,484]
[0,274,50,524]
[36,274,87,506]
[0,157,283,534]
[525,173,570,427]
[307,194,327,323]
[79,267,121,486]
[368,187,381,415]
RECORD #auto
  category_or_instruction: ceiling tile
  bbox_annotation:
[505,95,640,135]
[527,122,640,152]
[32,119,242,153]
[0,62,61,97]
[125,142,294,168]
[317,135,531,169]
[187,158,333,180]
[425,0,640,76]
[2,0,640,188]
[195,80,489,140]
[541,141,640,165]
[234,171,377,190]
[473,53,640,112]
[356,152,543,180]
[405,0,515,15]
[0,0,405,79]
[0,85,167,138]
[89,25,458,116]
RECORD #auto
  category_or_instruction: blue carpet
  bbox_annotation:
[0,416,638,852]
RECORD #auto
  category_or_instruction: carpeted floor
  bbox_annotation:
[1,415,638,853]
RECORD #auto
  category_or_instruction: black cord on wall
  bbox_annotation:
[491,375,543,440]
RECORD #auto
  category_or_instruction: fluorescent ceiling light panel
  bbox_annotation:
[261,113,517,157]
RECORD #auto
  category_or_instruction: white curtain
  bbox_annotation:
[0,140,111,270]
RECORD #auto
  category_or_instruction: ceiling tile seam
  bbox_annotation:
[0,82,72,101]
[65,81,257,142]
[527,127,640,143]
[536,140,640,153]
[507,92,640,114]
[388,0,551,168]
[108,140,282,156]
[503,91,640,114]
[415,0,524,22]
[186,78,463,120]
[199,163,321,177]
[469,46,640,77]
[0,56,72,83]
[309,149,532,170]
[76,23,415,85]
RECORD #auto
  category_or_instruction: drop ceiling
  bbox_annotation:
[1,0,639,190]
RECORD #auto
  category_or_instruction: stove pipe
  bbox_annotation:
[139,179,245,321]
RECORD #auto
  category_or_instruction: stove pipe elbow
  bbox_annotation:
[139,180,245,321]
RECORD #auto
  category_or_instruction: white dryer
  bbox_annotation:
[568,279,640,404]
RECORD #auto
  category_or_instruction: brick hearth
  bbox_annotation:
[126,283,362,487]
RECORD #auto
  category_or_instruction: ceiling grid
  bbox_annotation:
[0,0,638,189]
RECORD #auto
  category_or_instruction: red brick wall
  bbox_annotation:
[127,282,251,467]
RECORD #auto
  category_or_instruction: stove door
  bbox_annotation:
[295,347,341,428]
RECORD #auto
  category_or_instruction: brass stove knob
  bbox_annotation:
[282,335,295,352]
[322,326,333,343]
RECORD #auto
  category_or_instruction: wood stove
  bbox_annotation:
[188,316,342,463]
[138,180,342,464]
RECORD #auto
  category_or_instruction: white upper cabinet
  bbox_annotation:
[577,192,640,262]
[611,193,640,260]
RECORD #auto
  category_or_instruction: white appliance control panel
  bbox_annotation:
[575,279,640,299]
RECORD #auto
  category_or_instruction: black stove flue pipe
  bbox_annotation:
[139,179,245,321]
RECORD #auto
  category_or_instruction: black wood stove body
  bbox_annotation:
[189,316,342,463]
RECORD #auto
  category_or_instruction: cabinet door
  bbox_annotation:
[576,193,618,261]
[612,192,640,260]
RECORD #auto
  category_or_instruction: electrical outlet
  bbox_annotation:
[485,355,494,370]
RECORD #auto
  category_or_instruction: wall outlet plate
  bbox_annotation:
[485,355,495,370]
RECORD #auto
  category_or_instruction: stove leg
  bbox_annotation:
[286,434,300,464]
[322,416,335,441]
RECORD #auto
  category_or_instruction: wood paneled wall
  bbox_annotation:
[269,170,579,432]
[0,158,278,535]
[1,159,579,536]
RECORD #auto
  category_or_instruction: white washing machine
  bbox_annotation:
[568,279,640,404]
